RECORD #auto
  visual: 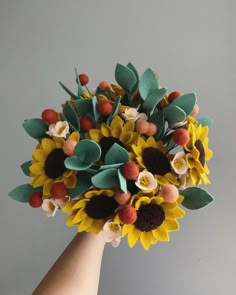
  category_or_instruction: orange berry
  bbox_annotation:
[173,128,190,146]
[63,139,77,156]
[118,205,137,224]
[145,123,158,136]
[135,119,149,134]
[99,80,111,92]
[114,191,131,205]
[160,184,179,203]
[78,74,89,86]
[80,116,93,130]
[121,162,139,180]
[50,183,68,199]
[41,109,58,125]
[168,91,183,104]
[29,192,43,208]
[97,100,113,116]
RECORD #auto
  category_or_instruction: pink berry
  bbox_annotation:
[168,91,183,104]
[29,192,43,208]
[118,205,137,224]
[99,80,111,92]
[78,74,89,86]
[173,128,190,146]
[121,162,139,180]
[160,184,179,203]
[63,139,77,156]
[115,191,131,205]
[136,119,149,134]
[145,123,158,136]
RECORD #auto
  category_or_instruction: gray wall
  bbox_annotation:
[1,0,235,294]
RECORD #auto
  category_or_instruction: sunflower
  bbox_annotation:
[131,136,179,186]
[122,194,185,250]
[184,122,213,186]
[63,189,119,234]
[29,132,80,196]
[86,116,139,161]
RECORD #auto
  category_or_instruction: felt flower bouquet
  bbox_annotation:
[9,63,214,250]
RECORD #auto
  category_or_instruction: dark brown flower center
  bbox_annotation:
[142,147,171,175]
[44,148,67,179]
[135,203,165,232]
[85,195,119,219]
[99,136,126,161]
[195,140,205,166]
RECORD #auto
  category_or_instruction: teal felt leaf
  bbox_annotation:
[148,111,165,140]
[142,88,167,114]
[63,101,80,130]
[162,106,186,126]
[127,62,139,82]
[91,168,119,188]
[59,113,76,131]
[21,161,32,176]
[64,156,92,170]
[162,133,174,148]
[104,143,130,165]
[139,68,159,100]
[115,63,137,93]
[59,81,77,100]
[106,95,122,124]
[197,117,214,127]
[69,171,92,199]
[8,184,42,203]
[180,187,215,210]
[77,79,83,98]
[73,99,92,116]
[92,96,100,122]
[23,118,48,139]
[171,93,197,116]
[99,163,123,170]
[118,169,127,193]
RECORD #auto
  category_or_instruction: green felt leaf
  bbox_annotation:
[180,187,214,210]
[77,78,83,98]
[92,96,100,122]
[115,63,138,93]
[21,161,32,176]
[9,184,42,203]
[91,168,119,188]
[64,156,91,170]
[197,117,214,127]
[104,143,129,165]
[148,111,165,140]
[162,133,174,148]
[69,171,92,199]
[106,95,122,124]
[127,62,139,82]
[142,88,167,114]
[73,99,92,116]
[59,81,77,100]
[22,118,48,139]
[99,163,123,170]
[162,106,186,126]
[63,101,80,130]
[118,169,127,193]
[139,68,159,100]
[171,93,197,116]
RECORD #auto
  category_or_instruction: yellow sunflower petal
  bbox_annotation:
[64,174,77,188]
[54,137,65,148]
[111,124,123,138]
[110,116,123,129]
[63,200,78,213]
[165,172,179,185]
[66,215,76,227]
[78,216,93,232]
[29,162,44,175]
[41,138,55,154]
[163,219,179,231]
[89,220,105,234]
[156,175,169,186]
[72,210,87,224]
[72,199,89,210]
[153,226,170,241]
[122,224,133,237]
[101,123,112,137]
[127,226,141,248]
[89,129,102,142]
[43,179,54,196]
[122,121,135,133]
[32,149,45,162]
[31,174,46,187]
[135,197,151,209]
[140,232,153,250]
[165,207,185,219]
[68,131,80,141]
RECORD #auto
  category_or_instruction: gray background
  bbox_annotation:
[0,0,235,294]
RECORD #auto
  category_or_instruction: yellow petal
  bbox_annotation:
[63,200,78,213]
[66,215,76,227]
[101,123,111,137]
[153,226,169,241]
[111,124,123,138]
[127,227,141,248]
[41,138,55,154]
[69,131,80,141]
[90,220,105,234]
[165,207,185,219]
[163,219,179,231]
[140,232,153,250]
[122,121,135,133]
[32,149,45,162]
[78,217,93,232]
[156,175,169,186]
[43,179,54,196]
[72,209,87,224]
[54,137,64,148]
[31,174,46,187]
[89,129,102,142]
[72,199,89,210]
[110,116,123,129]
[29,163,44,175]
[122,224,133,237]
[64,174,77,188]
[135,197,151,209]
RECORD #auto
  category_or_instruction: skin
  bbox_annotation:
[33,232,105,295]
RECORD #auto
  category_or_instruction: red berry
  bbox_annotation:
[121,162,139,180]
[29,192,43,208]
[118,205,137,224]
[114,191,131,205]
[99,80,111,92]
[168,91,183,104]
[80,116,93,131]
[78,74,89,86]
[97,100,113,116]
[50,183,68,199]
[41,109,58,125]
[173,128,190,146]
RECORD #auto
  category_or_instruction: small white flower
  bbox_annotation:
[179,173,193,190]
[42,199,59,217]
[102,220,121,248]
[171,151,188,175]
[46,121,70,138]
[122,108,147,122]
[54,195,71,209]
[135,171,158,191]
[171,121,188,129]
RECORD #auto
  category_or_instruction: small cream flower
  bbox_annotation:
[135,171,158,191]
[46,121,70,138]
[171,151,188,175]
[122,108,147,122]
[179,173,193,190]
[102,220,121,247]
[54,195,71,209]
[42,199,59,217]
